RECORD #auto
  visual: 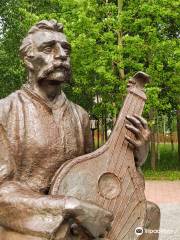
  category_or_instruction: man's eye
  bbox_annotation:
[43,47,52,53]
[63,47,70,55]
[64,49,69,54]
[61,44,71,54]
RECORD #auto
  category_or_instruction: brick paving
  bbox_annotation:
[145,181,180,204]
[145,181,180,240]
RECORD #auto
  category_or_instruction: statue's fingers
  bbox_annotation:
[106,212,114,222]
[126,115,143,129]
[125,124,141,138]
[99,238,111,240]
[99,224,111,238]
[128,78,136,84]
[134,114,148,129]
[125,135,137,148]
[70,223,79,236]
[127,78,136,88]
[106,224,112,232]
[100,239,110,240]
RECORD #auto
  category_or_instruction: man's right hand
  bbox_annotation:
[63,197,113,238]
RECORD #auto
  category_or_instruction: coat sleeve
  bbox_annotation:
[0,123,66,239]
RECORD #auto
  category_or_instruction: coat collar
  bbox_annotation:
[21,83,68,111]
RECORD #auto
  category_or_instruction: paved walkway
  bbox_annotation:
[145,181,180,240]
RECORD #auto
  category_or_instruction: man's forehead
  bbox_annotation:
[31,30,69,47]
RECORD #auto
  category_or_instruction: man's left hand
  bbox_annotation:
[125,114,150,167]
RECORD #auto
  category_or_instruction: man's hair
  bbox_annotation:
[20,19,64,59]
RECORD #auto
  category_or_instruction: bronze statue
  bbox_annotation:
[0,20,160,240]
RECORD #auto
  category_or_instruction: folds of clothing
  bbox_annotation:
[0,181,65,239]
[0,87,93,239]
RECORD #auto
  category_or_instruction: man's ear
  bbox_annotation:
[24,56,34,71]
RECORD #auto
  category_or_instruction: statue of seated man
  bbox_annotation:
[0,20,160,240]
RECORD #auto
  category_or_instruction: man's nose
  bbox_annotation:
[54,44,67,60]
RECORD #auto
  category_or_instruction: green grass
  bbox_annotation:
[157,143,179,170]
[143,143,180,180]
[143,143,179,171]
[144,170,180,180]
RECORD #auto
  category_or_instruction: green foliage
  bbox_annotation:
[0,0,179,122]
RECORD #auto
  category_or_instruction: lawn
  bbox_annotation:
[143,143,180,180]
[144,170,180,180]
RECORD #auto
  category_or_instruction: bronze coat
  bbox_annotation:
[0,85,92,239]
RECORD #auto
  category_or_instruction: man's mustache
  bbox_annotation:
[38,62,71,80]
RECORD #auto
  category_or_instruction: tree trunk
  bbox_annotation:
[151,129,156,170]
[97,119,100,148]
[104,115,108,141]
[163,115,166,144]
[156,116,160,164]
[101,114,105,145]
[170,131,174,152]
[117,0,125,80]
[149,109,157,170]
[92,129,95,150]
[177,109,180,164]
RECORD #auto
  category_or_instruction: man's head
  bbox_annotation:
[20,20,71,98]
